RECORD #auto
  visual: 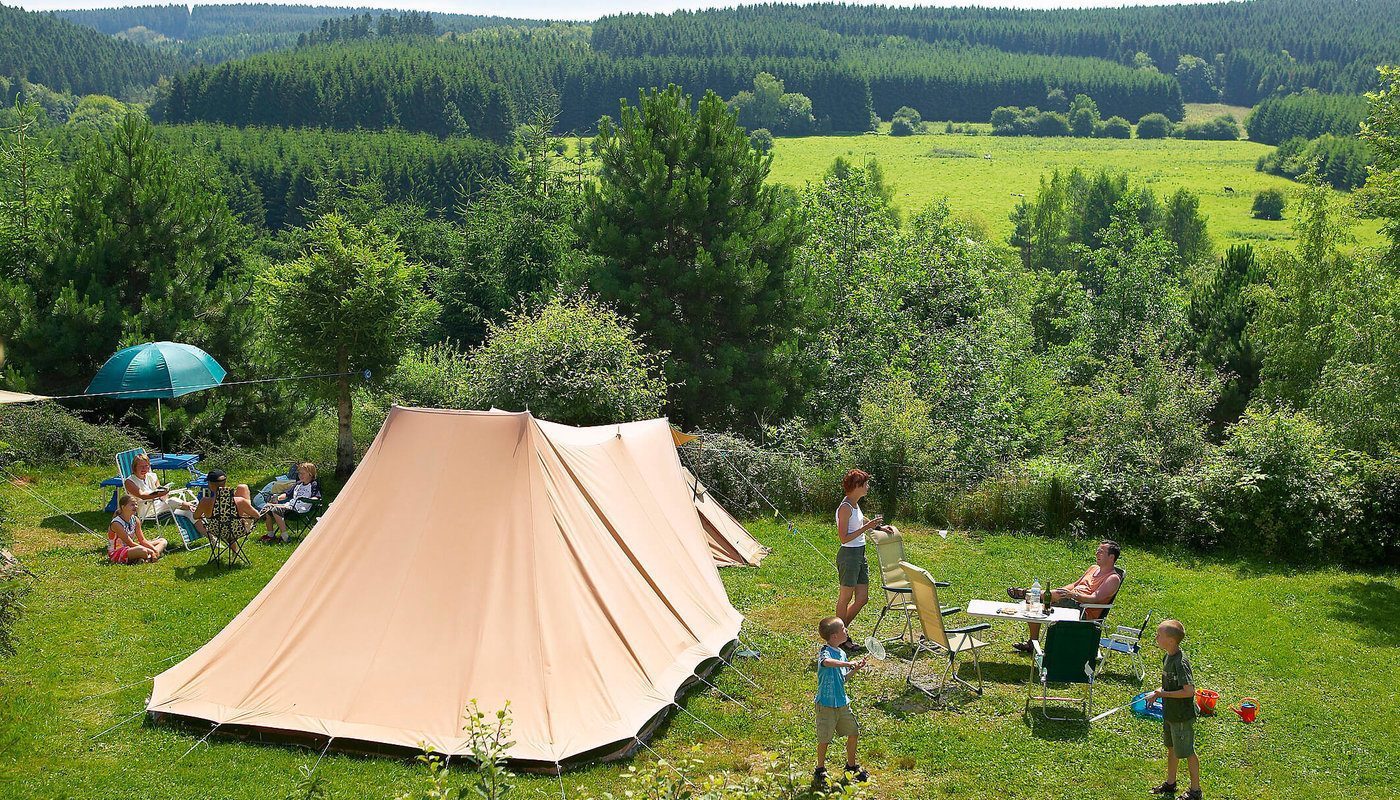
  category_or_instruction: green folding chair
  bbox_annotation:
[871,528,951,644]
[1027,619,1101,721]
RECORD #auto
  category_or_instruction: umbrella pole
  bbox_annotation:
[157,398,164,452]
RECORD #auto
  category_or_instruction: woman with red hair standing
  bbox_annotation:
[834,469,893,653]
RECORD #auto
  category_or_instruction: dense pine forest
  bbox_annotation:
[0,3,178,95]
[5,0,1389,134]
[56,3,546,64]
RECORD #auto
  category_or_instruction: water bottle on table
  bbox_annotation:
[1028,578,1042,615]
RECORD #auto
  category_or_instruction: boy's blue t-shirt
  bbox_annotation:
[816,644,850,708]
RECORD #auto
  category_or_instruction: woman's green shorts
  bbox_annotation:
[837,545,869,588]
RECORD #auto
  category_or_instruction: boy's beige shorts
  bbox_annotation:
[815,703,858,743]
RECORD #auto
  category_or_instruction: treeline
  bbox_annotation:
[58,3,539,40]
[0,4,179,96]
[153,124,507,230]
[853,41,1181,123]
[297,11,436,46]
[1246,92,1371,146]
[593,1,1400,104]
[160,32,878,137]
[1256,134,1373,190]
[56,4,545,65]
[161,29,1186,136]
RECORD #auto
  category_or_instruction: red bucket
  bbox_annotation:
[1195,688,1219,715]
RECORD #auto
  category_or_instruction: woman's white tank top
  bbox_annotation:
[837,499,865,548]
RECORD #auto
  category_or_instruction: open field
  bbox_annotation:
[2,465,1397,799]
[767,132,1385,252]
[1181,103,1256,128]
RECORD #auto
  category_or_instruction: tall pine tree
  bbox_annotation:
[582,85,802,429]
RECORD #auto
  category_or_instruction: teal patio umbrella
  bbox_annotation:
[86,342,227,439]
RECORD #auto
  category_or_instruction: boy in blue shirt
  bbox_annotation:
[813,616,869,792]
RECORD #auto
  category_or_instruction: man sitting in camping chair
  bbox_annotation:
[193,470,263,565]
[1007,539,1123,654]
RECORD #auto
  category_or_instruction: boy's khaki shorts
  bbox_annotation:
[815,703,858,743]
[1163,720,1196,758]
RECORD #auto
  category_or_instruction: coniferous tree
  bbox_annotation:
[1190,244,1261,433]
[6,114,241,391]
[582,85,802,429]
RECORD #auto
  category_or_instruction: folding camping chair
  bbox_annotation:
[869,528,949,644]
[199,488,254,567]
[899,561,990,703]
[1099,611,1151,682]
[1027,619,1101,721]
[252,465,299,510]
[171,510,207,552]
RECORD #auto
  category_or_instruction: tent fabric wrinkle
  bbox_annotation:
[149,407,745,764]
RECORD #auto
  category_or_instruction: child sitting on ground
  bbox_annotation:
[1148,619,1203,800]
[813,616,869,792]
[108,495,167,564]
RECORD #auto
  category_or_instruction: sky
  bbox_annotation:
[15,0,1228,24]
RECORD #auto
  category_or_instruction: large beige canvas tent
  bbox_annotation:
[148,407,743,765]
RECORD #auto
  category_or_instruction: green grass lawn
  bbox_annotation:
[2,465,1397,798]
[766,132,1385,252]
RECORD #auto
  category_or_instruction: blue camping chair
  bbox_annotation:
[103,449,205,514]
[172,512,207,551]
[1100,612,1151,682]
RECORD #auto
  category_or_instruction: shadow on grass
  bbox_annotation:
[40,510,111,536]
[174,561,249,582]
[1325,579,1400,647]
[1022,706,1091,741]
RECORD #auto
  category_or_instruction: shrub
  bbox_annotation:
[465,293,667,426]
[1,492,33,659]
[384,341,473,409]
[1194,407,1362,561]
[836,373,952,521]
[1354,455,1400,566]
[948,458,1077,535]
[1178,115,1240,140]
[1252,188,1287,219]
[1099,116,1132,139]
[1034,111,1072,137]
[679,430,811,517]
[748,127,774,153]
[0,402,142,467]
[1070,107,1098,137]
[1136,112,1173,139]
[890,106,924,136]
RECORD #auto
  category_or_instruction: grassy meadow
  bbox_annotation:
[766,130,1384,252]
[2,464,1397,799]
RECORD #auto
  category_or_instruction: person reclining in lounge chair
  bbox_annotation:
[1007,539,1122,654]
[124,452,193,519]
[260,461,321,543]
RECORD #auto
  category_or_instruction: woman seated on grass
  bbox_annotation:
[260,462,321,544]
[108,495,167,564]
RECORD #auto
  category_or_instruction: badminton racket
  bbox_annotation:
[863,637,888,661]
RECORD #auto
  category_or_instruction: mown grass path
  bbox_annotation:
[2,466,1396,798]
[767,132,1385,252]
